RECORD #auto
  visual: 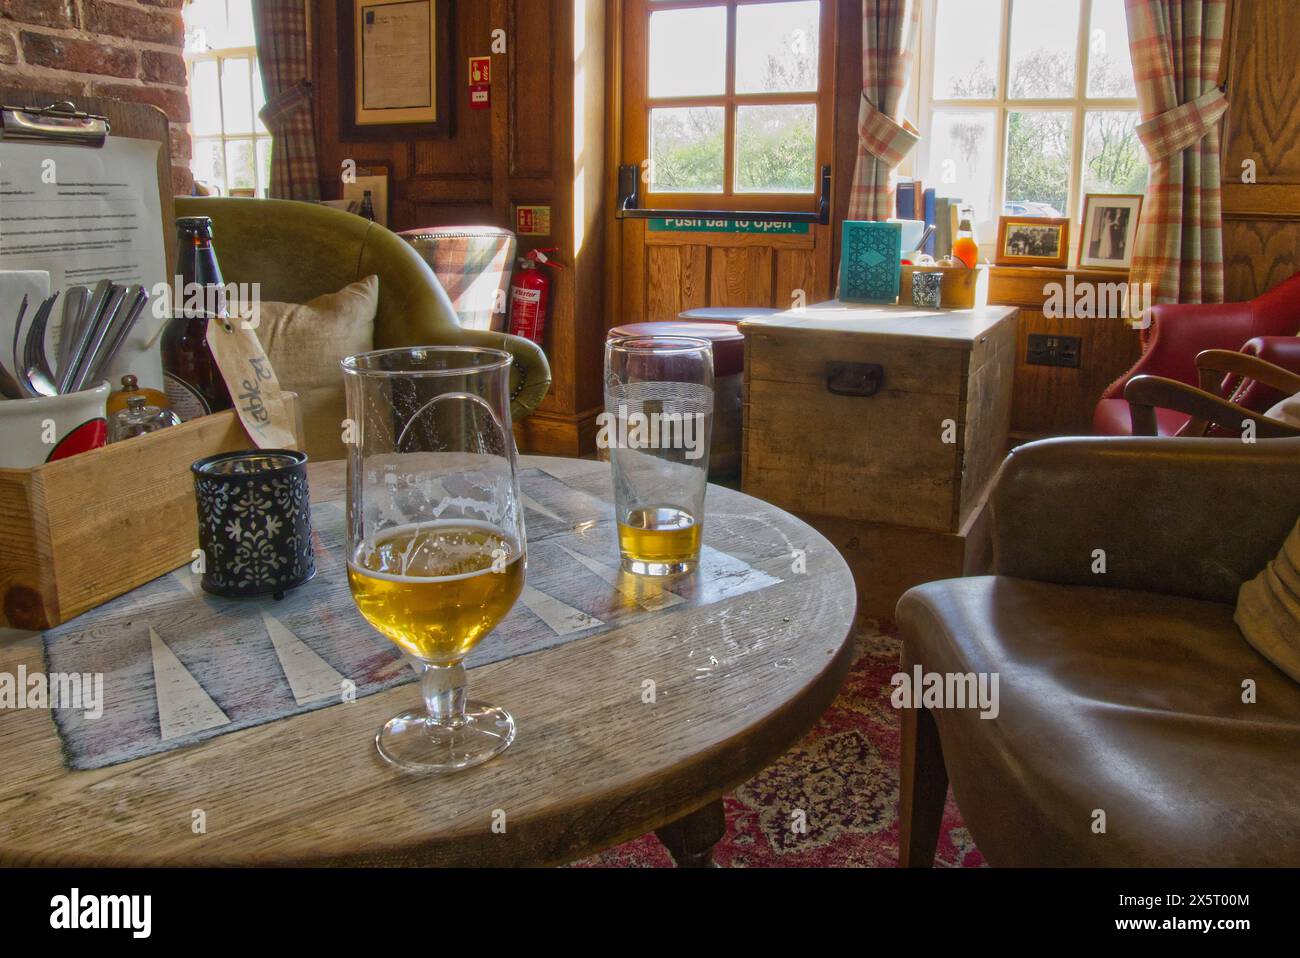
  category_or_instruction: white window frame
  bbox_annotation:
[184,41,272,198]
[915,0,1142,253]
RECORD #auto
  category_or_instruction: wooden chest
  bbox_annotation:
[740,302,1017,615]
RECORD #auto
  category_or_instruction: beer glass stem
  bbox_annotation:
[421,662,469,728]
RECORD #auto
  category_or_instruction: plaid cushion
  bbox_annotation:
[400,227,517,332]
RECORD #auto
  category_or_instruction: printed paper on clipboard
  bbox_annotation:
[0,136,170,389]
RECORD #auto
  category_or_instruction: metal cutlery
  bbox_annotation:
[9,294,29,395]
[84,284,149,385]
[68,285,127,392]
[0,365,21,399]
[58,279,112,394]
[2,280,151,399]
[70,285,135,392]
[57,285,90,373]
[0,358,21,399]
[28,298,57,384]
[22,296,60,396]
[1,296,30,399]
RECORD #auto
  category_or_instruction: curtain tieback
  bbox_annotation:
[258,78,313,129]
[858,92,918,168]
[1135,86,1229,162]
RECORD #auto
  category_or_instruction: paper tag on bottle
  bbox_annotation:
[205,316,298,450]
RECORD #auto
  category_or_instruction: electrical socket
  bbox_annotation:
[1026,334,1082,368]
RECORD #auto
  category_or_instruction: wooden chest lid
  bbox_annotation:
[739,300,1016,350]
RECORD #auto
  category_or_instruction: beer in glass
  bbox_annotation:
[603,335,713,576]
[342,346,526,773]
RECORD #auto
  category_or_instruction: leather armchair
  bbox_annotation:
[173,197,552,420]
[897,436,1300,867]
[1094,272,1300,436]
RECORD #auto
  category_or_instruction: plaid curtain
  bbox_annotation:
[1125,0,1229,304]
[846,0,921,221]
[253,0,321,202]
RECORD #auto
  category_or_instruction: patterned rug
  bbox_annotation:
[574,620,985,868]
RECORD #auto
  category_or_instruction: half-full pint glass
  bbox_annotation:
[603,335,713,576]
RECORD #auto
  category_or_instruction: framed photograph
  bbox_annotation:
[1078,194,1143,270]
[995,216,1070,268]
[338,0,453,140]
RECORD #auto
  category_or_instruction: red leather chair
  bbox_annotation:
[1094,272,1300,436]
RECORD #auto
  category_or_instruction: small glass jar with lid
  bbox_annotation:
[108,394,182,443]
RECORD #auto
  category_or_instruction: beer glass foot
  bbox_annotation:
[620,556,696,577]
[376,703,516,774]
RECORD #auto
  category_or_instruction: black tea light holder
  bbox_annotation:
[191,449,315,598]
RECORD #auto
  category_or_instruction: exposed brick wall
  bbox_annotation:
[0,0,192,194]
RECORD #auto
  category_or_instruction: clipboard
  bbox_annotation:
[0,90,179,277]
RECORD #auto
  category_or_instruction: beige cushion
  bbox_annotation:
[254,276,378,461]
[1235,518,1300,683]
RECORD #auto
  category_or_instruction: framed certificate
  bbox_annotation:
[339,0,453,139]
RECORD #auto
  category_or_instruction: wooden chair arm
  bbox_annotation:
[1195,349,1300,395]
[1125,374,1300,438]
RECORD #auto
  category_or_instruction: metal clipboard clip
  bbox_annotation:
[0,100,110,147]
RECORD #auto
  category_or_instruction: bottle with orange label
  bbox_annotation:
[951,217,980,268]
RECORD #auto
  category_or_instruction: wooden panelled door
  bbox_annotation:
[613,0,837,325]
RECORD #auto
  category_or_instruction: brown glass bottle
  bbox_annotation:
[161,216,233,420]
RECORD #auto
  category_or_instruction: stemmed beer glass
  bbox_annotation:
[342,347,526,773]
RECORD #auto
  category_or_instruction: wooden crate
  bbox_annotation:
[0,396,302,631]
[740,303,1016,617]
[899,264,989,309]
[796,497,993,620]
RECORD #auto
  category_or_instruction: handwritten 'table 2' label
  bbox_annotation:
[205,317,298,450]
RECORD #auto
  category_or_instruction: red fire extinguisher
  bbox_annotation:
[508,247,560,345]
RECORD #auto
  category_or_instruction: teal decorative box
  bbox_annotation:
[840,221,901,304]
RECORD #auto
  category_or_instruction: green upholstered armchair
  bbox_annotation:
[173,197,551,420]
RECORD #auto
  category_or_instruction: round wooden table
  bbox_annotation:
[0,456,856,867]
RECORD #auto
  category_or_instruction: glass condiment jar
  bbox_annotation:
[108,394,182,443]
[107,374,171,415]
